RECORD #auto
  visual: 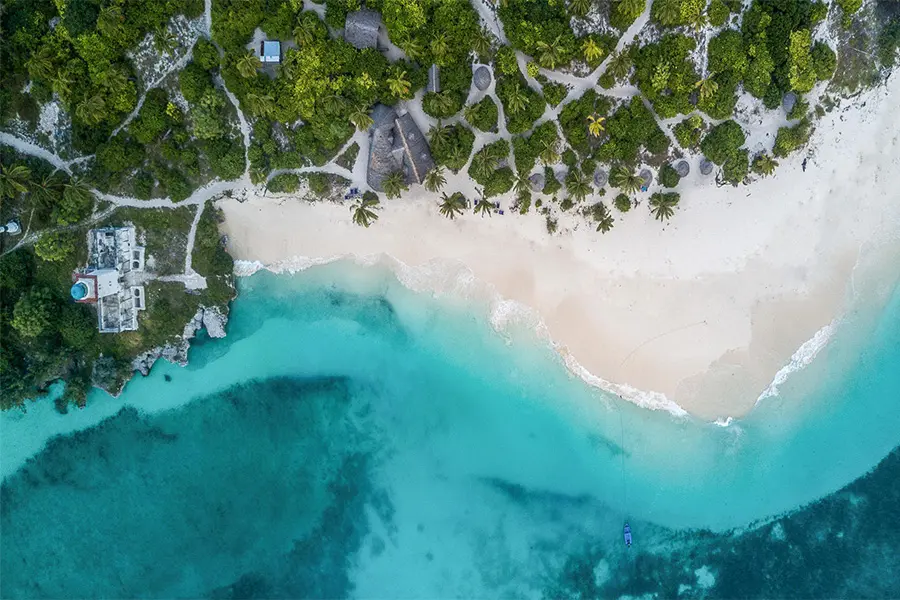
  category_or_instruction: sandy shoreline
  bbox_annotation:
[218,75,900,421]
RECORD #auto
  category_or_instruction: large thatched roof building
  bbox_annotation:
[345,9,381,49]
[366,105,435,191]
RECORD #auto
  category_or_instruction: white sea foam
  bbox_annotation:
[714,417,733,427]
[756,321,837,404]
[235,253,694,419]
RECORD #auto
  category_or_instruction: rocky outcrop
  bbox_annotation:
[131,306,229,377]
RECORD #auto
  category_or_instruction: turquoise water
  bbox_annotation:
[2,261,899,598]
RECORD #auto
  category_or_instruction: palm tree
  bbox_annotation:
[593,202,615,233]
[97,67,128,93]
[696,78,719,102]
[655,0,682,25]
[236,52,262,79]
[649,192,679,221]
[429,92,455,115]
[504,82,528,115]
[565,170,592,202]
[52,70,74,99]
[539,139,560,166]
[318,93,346,117]
[351,196,380,227]
[424,167,446,193]
[429,121,451,150]
[619,0,646,20]
[431,34,449,65]
[610,165,642,194]
[0,164,31,200]
[382,171,407,199]
[29,173,63,207]
[75,95,107,125]
[154,26,178,56]
[690,11,708,31]
[536,35,564,70]
[349,106,374,131]
[400,37,424,60]
[587,114,606,136]
[752,153,778,176]
[245,92,275,117]
[446,144,467,170]
[472,28,493,58]
[63,177,92,206]
[474,191,494,217]
[513,171,531,194]
[582,37,604,63]
[293,20,318,46]
[471,149,497,180]
[25,48,55,81]
[570,0,592,17]
[607,50,632,81]
[97,5,124,37]
[387,70,411,97]
[439,192,467,219]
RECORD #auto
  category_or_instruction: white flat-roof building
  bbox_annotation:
[72,226,146,333]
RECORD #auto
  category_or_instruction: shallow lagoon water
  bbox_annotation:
[2,261,899,598]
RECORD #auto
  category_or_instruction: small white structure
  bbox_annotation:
[72,226,146,333]
[0,220,21,234]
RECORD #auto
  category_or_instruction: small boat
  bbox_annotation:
[623,523,632,547]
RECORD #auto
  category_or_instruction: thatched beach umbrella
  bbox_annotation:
[639,168,652,188]
[594,168,608,188]
[473,66,492,91]
[782,92,797,115]
[674,160,690,177]
[529,171,545,192]
[699,158,714,175]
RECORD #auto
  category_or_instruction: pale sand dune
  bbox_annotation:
[219,75,900,421]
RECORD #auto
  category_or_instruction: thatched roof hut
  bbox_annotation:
[699,158,714,175]
[473,66,492,91]
[674,160,690,177]
[345,9,381,50]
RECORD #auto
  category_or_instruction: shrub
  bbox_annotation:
[193,38,221,70]
[496,75,545,134]
[431,124,476,172]
[773,120,812,157]
[35,231,77,263]
[614,193,632,212]
[12,287,57,338]
[306,172,330,195]
[267,173,300,193]
[673,114,704,149]
[130,88,170,144]
[700,120,745,165]
[707,0,730,26]
[611,0,646,30]
[464,97,499,132]
[543,82,568,107]
[722,149,748,184]
[835,0,862,26]
[811,42,837,81]
[542,166,562,195]
[496,46,519,75]
[133,171,155,199]
[659,163,681,187]
[180,62,215,104]
[598,96,669,163]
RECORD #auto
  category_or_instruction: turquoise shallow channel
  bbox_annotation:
[2,261,900,598]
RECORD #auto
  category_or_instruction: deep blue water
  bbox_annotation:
[2,262,899,598]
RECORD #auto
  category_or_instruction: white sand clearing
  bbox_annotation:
[218,75,900,421]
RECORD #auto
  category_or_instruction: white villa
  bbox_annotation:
[71,226,146,333]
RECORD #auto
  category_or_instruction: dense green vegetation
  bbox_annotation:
[430,122,475,172]
[465,97,499,132]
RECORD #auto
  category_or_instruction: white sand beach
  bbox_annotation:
[218,74,900,421]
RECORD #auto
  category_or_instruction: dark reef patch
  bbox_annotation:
[0,375,387,599]
[546,446,900,599]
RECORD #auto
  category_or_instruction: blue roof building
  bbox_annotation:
[260,40,281,64]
